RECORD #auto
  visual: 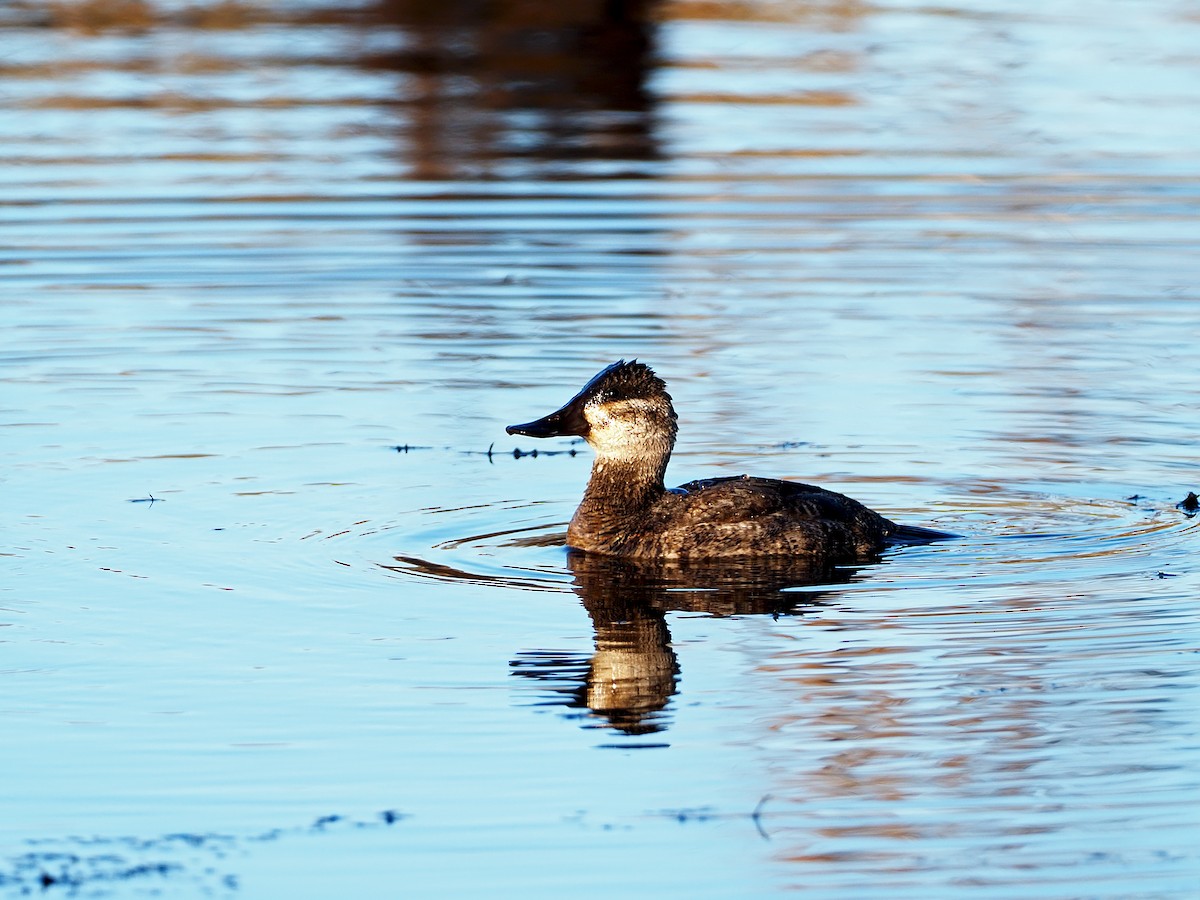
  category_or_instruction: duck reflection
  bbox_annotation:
[511,551,855,735]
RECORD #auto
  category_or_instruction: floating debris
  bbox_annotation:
[513,446,577,459]
[484,442,579,462]
[751,794,771,841]
[1177,491,1199,514]
[651,795,772,840]
[391,443,581,462]
[1,811,408,895]
[128,494,164,505]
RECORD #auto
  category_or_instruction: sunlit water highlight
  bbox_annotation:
[3,0,1199,896]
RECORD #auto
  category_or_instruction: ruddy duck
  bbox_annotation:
[507,360,948,560]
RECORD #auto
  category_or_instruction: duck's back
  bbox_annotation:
[634,475,899,560]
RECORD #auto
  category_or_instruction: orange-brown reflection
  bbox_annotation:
[753,630,1072,872]
[665,0,869,27]
[511,550,854,735]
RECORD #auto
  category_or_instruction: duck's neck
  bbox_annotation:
[585,453,668,507]
[569,451,670,551]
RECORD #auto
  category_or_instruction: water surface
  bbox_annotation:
[2,0,1199,896]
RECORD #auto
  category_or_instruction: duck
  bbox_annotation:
[506,360,949,560]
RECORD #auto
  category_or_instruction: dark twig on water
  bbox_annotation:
[391,443,582,461]
[470,444,580,460]
[511,446,579,459]
[751,794,771,841]
[128,494,164,505]
[657,796,773,840]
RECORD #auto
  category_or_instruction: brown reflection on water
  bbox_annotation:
[364,0,660,177]
[19,0,660,177]
[34,0,286,31]
[752,648,1054,872]
[744,598,1192,878]
[668,0,868,27]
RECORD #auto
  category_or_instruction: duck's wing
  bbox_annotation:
[673,475,885,524]
[651,475,890,558]
[673,475,744,493]
[673,475,953,544]
[676,474,861,506]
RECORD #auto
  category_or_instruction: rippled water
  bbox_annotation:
[3,0,1199,896]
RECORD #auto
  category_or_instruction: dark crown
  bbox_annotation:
[581,360,670,405]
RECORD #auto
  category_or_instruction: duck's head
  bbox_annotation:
[506,360,678,460]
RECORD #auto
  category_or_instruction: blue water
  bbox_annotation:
[3,1,1199,896]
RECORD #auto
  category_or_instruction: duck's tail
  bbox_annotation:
[888,523,958,545]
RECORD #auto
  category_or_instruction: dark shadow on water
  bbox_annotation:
[511,551,857,736]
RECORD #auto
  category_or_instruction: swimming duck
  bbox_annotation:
[507,360,947,560]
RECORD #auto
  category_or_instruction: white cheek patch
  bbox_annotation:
[584,399,662,458]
